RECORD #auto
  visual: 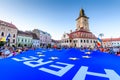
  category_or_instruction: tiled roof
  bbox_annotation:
[24,31,39,40]
[68,29,97,39]
[18,30,32,37]
[31,33,39,40]
[0,20,17,29]
[102,38,120,42]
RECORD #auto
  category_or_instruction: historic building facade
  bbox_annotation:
[33,29,52,47]
[0,20,18,46]
[61,9,97,48]
[17,30,33,47]
[31,32,40,47]
[102,38,120,47]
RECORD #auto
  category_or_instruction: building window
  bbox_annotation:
[25,39,27,42]
[22,39,23,42]
[1,32,4,36]
[67,40,68,43]
[13,39,15,43]
[74,40,76,43]
[87,40,89,43]
[13,34,15,38]
[84,40,86,43]
[91,40,92,43]
[81,40,82,43]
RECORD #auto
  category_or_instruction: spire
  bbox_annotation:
[76,8,88,20]
[79,8,85,17]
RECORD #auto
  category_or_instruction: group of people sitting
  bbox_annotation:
[0,46,30,59]
[100,47,120,56]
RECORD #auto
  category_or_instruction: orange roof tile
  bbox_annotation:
[102,38,120,42]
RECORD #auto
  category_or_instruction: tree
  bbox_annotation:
[99,33,104,39]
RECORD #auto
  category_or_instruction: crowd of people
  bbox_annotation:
[0,45,120,59]
[0,45,33,59]
[96,47,120,56]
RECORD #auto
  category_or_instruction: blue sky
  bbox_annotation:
[0,0,120,40]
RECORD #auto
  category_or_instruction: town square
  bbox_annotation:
[0,0,120,80]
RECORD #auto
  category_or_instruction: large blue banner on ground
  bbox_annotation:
[0,48,120,80]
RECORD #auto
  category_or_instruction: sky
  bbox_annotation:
[0,0,120,40]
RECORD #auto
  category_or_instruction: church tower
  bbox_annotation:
[76,8,90,31]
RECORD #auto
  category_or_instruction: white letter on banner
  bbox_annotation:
[12,56,38,61]
[72,66,120,80]
[39,62,74,77]
[24,59,53,67]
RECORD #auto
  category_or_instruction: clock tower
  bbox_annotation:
[76,8,90,31]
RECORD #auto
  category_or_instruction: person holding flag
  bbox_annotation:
[96,38,102,47]
[96,37,105,52]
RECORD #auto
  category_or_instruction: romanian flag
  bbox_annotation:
[96,38,102,47]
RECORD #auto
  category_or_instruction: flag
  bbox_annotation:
[96,38,102,47]
[6,33,11,41]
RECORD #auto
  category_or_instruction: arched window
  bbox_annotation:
[13,34,15,38]
[22,39,23,42]
[67,40,68,43]
[81,40,82,43]
[87,40,89,43]
[84,40,86,43]
[74,40,76,43]
[13,39,15,43]
[25,39,27,42]
[1,32,4,36]
[91,40,92,43]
